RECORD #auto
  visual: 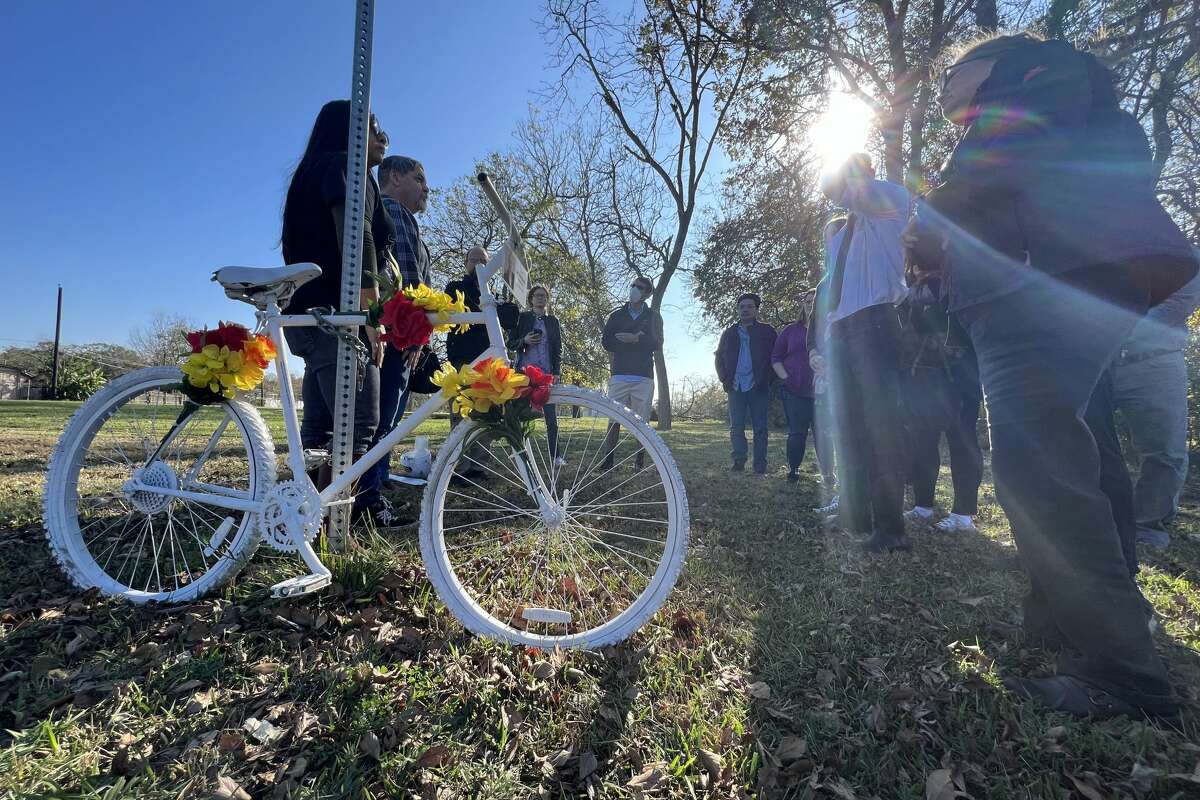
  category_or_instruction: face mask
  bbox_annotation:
[629,287,642,303]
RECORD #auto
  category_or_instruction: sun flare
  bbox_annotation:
[808,90,877,174]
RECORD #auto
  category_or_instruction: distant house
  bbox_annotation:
[0,365,46,400]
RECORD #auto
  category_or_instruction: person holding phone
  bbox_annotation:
[510,285,564,464]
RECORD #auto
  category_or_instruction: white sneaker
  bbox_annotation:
[904,506,936,523]
[553,456,568,468]
[933,513,976,534]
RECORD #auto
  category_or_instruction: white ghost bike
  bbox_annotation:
[42,175,688,649]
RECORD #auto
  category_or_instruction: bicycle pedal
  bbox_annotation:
[302,449,330,470]
[270,573,331,598]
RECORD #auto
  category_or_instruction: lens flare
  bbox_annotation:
[808,90,876,173]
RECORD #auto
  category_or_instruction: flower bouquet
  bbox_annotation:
[370,284,470,351]
[432,357,555,449]
[179,322,276,404]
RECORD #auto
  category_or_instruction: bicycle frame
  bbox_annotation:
[287,251,518,490]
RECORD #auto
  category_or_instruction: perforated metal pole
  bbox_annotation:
[327,0,375,550]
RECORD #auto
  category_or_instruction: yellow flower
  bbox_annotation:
[180,339,269,399]
[432,362,475,398]
[403,285,471,334]
[463,357,528,413]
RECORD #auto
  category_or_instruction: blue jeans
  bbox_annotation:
[283,327,379,456]
[357,346,411,509]
[956,265,1174,713]
[827,305,907,538]
[1112,350,1189,545]
[778,387,815,473]
[544,403,559,457]
[729,386,769,472]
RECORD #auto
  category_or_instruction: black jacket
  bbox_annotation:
[601,304,663,379]
[715,321,778,392]
[444,272,519,367]
[508,311,562,375]
[912,39,1196,310]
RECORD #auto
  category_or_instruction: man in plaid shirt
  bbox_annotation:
[357,155,432,526]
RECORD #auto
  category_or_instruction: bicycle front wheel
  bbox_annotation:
[420,385,688,649]
[43,367,275,603]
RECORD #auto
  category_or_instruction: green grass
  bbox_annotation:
[3,400,1200,799]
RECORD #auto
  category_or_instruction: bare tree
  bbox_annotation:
[545,0,753,428]
[128,312,192,366]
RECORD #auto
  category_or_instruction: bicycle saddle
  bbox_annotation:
[212,263,322,308]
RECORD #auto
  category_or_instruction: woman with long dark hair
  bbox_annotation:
[281,100,391,510]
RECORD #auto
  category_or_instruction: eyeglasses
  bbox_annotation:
[937,56,994,99]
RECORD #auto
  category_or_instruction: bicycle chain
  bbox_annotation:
[309,307,371,390]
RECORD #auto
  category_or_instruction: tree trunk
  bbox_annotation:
[653,349,673,430]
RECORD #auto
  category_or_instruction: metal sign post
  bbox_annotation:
[328,0,375,550]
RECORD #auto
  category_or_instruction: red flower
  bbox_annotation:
[528,385,552,410]
[521,365,554,388]
[379,294,433,351]
[185,321,251,353]
[519,365,554,409]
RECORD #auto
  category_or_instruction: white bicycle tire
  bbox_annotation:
[43,366,275,603]
[419,385,689,649]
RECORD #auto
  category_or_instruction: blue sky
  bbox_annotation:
[0,1,718,381]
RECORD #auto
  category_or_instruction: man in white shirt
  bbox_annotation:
[817,153,911,553]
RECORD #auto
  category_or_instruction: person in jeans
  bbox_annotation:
[509,285,564,465]
[281,101,388,493]
[815,154,911,553]
[906,34,1196,718]
[356,155,431,525]
[898,284,983,533]
[716,294,777,474]
[600,276,664,470]
[1111,265,1200,550]
[772,293,828,484]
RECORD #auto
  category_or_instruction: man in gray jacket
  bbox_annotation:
[1112,260,1200,549]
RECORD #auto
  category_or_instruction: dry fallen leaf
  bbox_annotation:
[698,749,721,782]
[925,768,959,800]
[416,743,452,769]
[579,750,598,780]
[775,736,808,763]
[1044,725,1068,741]
[746,681,771,699]
[249,660,281,676]
[359,731,381,760]
[1067,773,1107,800]
[212,774,251,800]
[628,764,666,790]
[217,732,244,753]
[531,661,556,680]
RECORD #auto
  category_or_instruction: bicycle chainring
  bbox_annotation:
[257,479,323,553]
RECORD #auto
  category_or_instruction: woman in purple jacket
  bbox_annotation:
[772,292,833,487]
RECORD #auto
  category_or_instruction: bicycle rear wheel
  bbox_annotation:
[420,385,688,649]
[43,367,275,603]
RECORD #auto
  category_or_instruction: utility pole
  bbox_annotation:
[50,285,63,400]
